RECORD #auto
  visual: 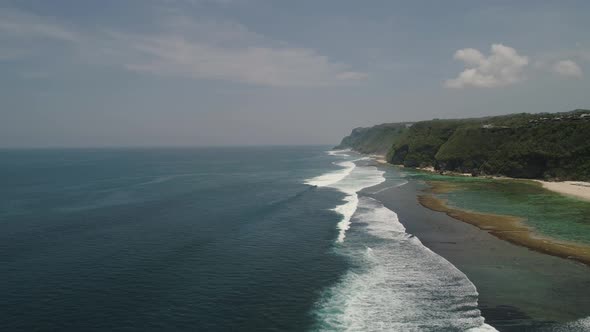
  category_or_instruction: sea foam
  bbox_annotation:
[305,151,385,242]
[313,196,498,331]
[327,149,351,157]
[545,316,590,331]
[305,161,356,188]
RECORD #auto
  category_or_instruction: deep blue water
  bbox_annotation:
[0,147,348,331]
[1,147,499,331]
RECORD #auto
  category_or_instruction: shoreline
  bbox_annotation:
[373,178,590,329]
[535,180,590,202]
[368,154,388,164]
[384,158,590,202]
[418,181,590,267]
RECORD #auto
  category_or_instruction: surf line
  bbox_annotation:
[305,152,385,242]
[313,196,498,331]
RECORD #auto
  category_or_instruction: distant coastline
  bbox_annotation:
[338,109,590,182]
[413,165,590,203]
[418,165,590,203]
[370,152,590,203]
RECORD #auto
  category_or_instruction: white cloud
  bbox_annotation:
[445,44,529,88]
[552,59,583,78]
[0,9,81,61]
[120,36,366,87]
[0,9,366,87]
[0,9,80,42]
[113,18,366,87]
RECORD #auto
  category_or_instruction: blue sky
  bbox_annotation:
[1,0,589,147]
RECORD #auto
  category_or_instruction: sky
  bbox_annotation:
[1,0,589,147]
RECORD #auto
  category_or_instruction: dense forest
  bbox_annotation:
[337,110,590,180]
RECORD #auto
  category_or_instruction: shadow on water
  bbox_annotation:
[480,304,555,331]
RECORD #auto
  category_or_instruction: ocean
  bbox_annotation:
[1,146,498,330]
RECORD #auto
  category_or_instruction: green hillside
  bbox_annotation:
[336,123,411,155]
[388,119,465,167]
[391,110,590,180]
[340,110,590,180]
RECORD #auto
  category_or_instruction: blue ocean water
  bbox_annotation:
[0,147,496,331]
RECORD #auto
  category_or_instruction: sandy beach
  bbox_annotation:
[536,180,590,202]
[369,154,388,164]
[388,158,590,203]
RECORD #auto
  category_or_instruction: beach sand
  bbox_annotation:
[372,176,590,331]
[536,180,590,202]
[370,154,388,164]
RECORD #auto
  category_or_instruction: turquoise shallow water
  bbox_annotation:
[404,170,590,245]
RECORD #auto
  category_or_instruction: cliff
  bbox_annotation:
[340,110,590,181]
[335,122,411,155]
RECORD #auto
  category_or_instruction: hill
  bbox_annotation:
[340,110,590,180]
[335,122,411,155]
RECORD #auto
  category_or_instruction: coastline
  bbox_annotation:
[373,177,590,329]
[535,180,590,202]
[392,160,590,202]
[362,153,590,266]
[418,181,590,266]
[369,154,388,164]
[338,150,590,328]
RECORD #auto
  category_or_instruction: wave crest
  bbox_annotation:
[313,197,497,331]
[305,152,385,242]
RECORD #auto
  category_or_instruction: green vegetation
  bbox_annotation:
[336,123,410,155]
[388,119,464,167]
[340,109,590,180]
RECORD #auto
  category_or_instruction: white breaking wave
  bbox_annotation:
[544,316,590,331]
[327,149,352,157]
[305,161,356,188]
[314,197,497,332]
[305,153,385,242]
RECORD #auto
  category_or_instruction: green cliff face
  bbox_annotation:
[341,110,590,180]
[336,123,410,155]
[388,119,464,167]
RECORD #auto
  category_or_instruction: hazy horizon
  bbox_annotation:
[1,0,589,148]
[0,143,336,149]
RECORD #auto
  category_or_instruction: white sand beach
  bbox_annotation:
[536,180,590,202]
